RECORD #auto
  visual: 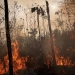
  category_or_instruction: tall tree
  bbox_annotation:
[46,1,56,67]
[4,0,13,75]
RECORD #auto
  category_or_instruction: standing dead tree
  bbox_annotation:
[4,0,13,75]
[46,0,57,67]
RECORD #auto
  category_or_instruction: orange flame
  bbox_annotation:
[0,40,75,75]
[0,41,28,75]
[54,46,72,66]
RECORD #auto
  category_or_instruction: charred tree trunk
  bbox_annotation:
[4,0,13,75]
[46,0,56,67]
[37,7,41,51]
[37,7,40,41]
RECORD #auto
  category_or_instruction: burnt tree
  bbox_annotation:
[4,0,13,75]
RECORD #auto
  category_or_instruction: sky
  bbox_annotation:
[0,0,75,39]
[7,0,64,31]
[6,0,63,37]
[8,0,63,20]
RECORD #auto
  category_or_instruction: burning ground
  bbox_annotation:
[0,29,75,75]
[0,41,28,74]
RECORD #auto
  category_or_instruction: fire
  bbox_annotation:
[12,41,27,72]
[0,41,28,75]
[0,59,5,74]
[0,39,75,74]
[42,35,74,67]
[54,46,72,66]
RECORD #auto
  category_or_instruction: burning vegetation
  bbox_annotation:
[0,41,28,74]
[0,29,75,75]
[0,0,75,75]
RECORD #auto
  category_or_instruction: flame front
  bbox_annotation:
[54,46,72,66]
[0,41,28,74]
[12,41,27,72]
[0,40,75,75]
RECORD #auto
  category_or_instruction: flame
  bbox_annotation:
[0,39,75,75]
[12,41,27,72]
[0,41,28,75]
[54,46,72,66]
[0,59,5,74]
[42,34,75,67]
[44,45,75,66]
